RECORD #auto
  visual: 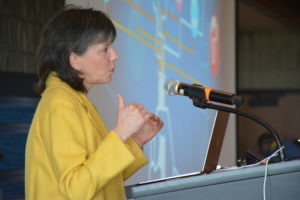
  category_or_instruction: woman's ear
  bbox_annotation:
[69,52,81,71]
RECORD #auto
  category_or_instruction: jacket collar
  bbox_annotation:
[44,72,108,136]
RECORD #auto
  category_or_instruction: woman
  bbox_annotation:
[25,6,163,200]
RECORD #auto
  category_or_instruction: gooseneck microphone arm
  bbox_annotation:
[165,79,286,161]
[192,98,286,162]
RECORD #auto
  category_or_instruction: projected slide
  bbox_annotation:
[67,0,228,183]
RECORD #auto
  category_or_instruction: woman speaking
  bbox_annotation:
[25,6,163,200]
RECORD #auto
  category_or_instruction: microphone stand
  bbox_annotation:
[192,98,286,162]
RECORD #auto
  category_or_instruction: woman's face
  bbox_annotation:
[71,42,119,90]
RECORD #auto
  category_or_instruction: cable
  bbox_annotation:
[263,158,270,200]
[222,147,284,200]
[261,147,284,200]
[218,147,284,199]
[189,97,287,199]
[192,100,286,161]
[228,146,285,170]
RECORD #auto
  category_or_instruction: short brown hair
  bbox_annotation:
[35,5,116,93]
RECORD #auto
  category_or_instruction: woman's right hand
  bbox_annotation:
[114,94,150,142]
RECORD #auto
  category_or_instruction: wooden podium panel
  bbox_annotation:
[125,160,300,200]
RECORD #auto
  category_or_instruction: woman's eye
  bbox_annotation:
[104,47,109,53]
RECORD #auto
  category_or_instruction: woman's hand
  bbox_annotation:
[132,113,164,147]
[114,94,150,142]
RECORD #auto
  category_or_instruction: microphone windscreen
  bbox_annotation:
[164,79,179,96]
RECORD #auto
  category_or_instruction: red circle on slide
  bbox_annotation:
[209,14,220,77]
[176,0,183,12]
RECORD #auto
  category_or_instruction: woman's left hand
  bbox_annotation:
[132,113,164,147]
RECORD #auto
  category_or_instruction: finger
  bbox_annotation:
[153,116,163,127]
[153,115,160,121]
[146,113,155,120]
[131,102,140,107]
[140,107,149,116]
[151,114,160,122]
[129,103,143,113]
[132,103,145,111]
[159,119,164,127]
[159,119,164,129]
[133,104,148,116]
[145,113,154,121]
[117,94,125,110]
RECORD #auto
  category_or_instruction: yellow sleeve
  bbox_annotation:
[123,138,148,180]
[42,96,136,200]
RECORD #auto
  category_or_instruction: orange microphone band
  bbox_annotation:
[204,87,212,102]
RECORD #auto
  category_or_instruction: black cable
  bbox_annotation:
[192,100,286,162]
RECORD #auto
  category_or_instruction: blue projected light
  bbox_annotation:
[126,9,147,83]
[190,0,200,38]
[80,0,226,183]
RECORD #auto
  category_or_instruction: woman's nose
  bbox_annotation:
[110,47,119,61]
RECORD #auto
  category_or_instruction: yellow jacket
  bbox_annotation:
[25,72,148,200]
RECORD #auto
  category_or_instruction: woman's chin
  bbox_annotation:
[99,76,113,84]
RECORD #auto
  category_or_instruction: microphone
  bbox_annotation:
[164,79,243,106]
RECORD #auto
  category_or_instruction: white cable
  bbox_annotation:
[263,158,270,200]
[218,146,284,200]
[235,146,285,170]
[219,147,285,199]
[261,146,284,200]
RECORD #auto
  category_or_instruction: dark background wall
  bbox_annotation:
[0,0,64,97]
[0,0,64,199]
[0,0,64,98]
[237,0,300,162]
[0,0,64,74]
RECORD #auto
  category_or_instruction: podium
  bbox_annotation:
[125,159,300,200]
